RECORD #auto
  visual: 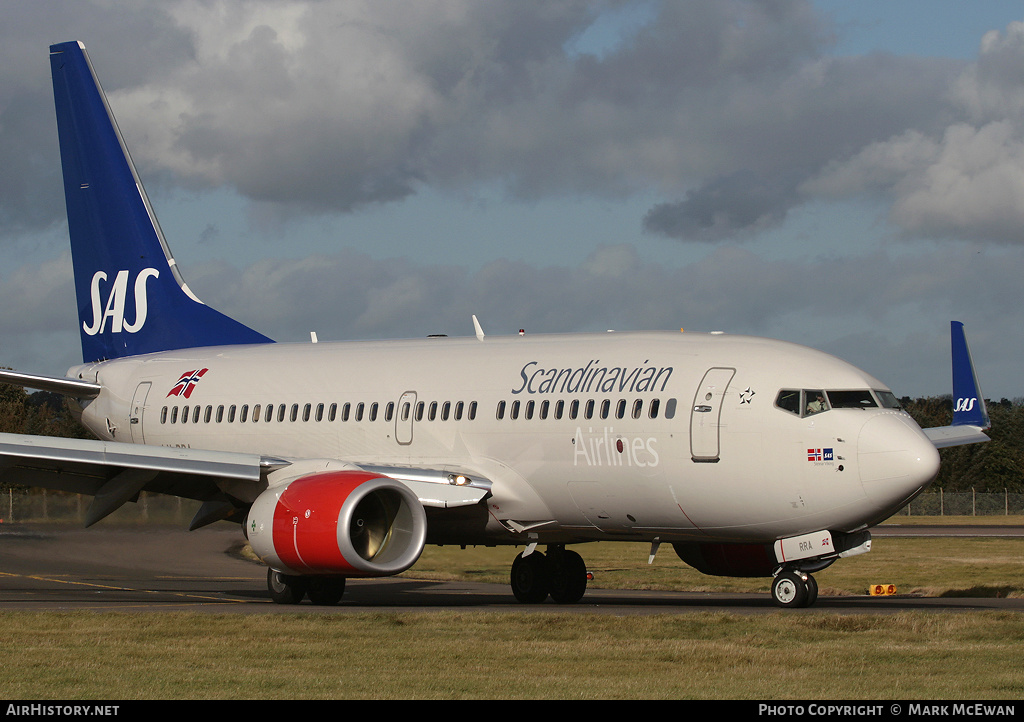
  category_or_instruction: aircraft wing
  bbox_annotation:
[0,432,490,529]
[922,321,991,449]
[0,432,263,527]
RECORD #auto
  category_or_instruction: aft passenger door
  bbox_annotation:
[129,382,152,444]
[690,368,735,462]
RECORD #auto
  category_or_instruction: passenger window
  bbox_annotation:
[496,400,505,420]
[569,399,579,420]
[510,400,520,420]
[329,403,337,422]
[228,405,236,423]
[160,407,168,424]
[600,399,611,419]
[468,401,477,420]
[303,403,311,422]
[369,402,378,421]
[615,399,626,419]
[315,403,324,422]
[585,400,595,419]
[632,399,643,419]
[649,398,660,419]
[342,403,351,422]
[356,402,365,421]
[427,402,436,421]
[193,406,201,424]
[170,406,178,424]
[216,406,224,423]
[525,401,534,420]
[554,400,564,419]
[441,401,450,421]
[664,398,677,419]
[241,405,249,423]
[252,404,260,422]
[385,402,394,422]
[416,402,424,421]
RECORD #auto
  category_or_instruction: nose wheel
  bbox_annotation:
[771,570,818,608]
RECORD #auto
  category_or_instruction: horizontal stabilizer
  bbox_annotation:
[923,425,990,449]
[0,368,101,398]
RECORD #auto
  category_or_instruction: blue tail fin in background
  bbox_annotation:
[950,320,989,429]
[49,41,272,363]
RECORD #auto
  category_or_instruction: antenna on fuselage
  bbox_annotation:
[472,315,485,341]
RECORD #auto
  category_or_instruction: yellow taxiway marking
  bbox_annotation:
[0,570,254,604]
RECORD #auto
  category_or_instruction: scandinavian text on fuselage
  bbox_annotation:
[511,359,674,396]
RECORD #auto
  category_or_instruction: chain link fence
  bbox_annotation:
[1,488,199,525]
[900,490,1024,517]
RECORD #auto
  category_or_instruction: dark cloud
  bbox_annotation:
[2,0,1016,246]
[642,172,799,241]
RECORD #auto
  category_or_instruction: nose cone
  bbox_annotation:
[859,413,940,512]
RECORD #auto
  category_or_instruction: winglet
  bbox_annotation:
[950,321,989,429]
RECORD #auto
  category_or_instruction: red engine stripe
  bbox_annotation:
[271,471,382,573]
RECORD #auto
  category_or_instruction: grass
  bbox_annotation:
[2,611,1024,699]
[3,519,1024,699]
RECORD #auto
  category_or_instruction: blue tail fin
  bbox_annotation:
[49,41,272,363]
[950,321,989,429]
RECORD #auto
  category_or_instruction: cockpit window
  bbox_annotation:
[875,390,902,409]
[805,390,828,415]
[775,388,881,417]
[826,390,877,409]
[775,390,801,416]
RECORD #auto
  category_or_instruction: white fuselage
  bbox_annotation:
[67,330,940,546]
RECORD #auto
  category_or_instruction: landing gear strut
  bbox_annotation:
[771,569,818,608]
[510,545,589,604]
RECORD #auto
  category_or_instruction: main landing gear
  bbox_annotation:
[510,545,589,604]
[268,569,347,606]
[771,569,818,608]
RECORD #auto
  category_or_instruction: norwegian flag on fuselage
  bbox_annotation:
[167,368,208,399]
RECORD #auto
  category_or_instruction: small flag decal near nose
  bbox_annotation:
[167,368,208,398]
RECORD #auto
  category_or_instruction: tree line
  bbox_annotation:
[0,383,1021,492]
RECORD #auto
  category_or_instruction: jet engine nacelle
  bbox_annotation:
[673,541,777,578]
[247,470,427,577]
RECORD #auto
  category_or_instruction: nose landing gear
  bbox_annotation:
[771,569,819,608]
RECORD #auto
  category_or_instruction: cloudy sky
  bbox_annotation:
[2,0,1024,400]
